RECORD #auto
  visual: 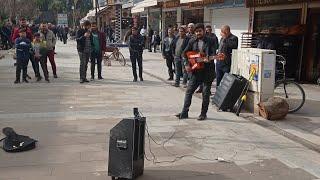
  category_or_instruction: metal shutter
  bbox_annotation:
[212,7,250,48]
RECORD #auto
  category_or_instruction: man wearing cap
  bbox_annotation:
[176,23,220,121]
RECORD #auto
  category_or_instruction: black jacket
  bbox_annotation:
[183,36,218,82]
[76,28,92,53]
[162,36,175,58]
[217,34,238,67]
[171,36,190,58]
[128,34,144,53]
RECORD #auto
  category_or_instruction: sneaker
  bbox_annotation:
[80,79,85,84]
[98,77,104,80]
[175,113,188,119]
[133,78,137,82]
[14,79,20,84]
[140,77,144,81]
[45,78,50,83]
[167,77,174,81]
[53,74,58,78]
[84,79,90,83]
[90,77,95,81]
[37,76,42,82]
[197,114,207,121]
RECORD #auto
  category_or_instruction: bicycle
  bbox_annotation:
[274,55,306,113]
[103,43,127,66]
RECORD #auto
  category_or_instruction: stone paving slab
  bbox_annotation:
[0,41,319,180]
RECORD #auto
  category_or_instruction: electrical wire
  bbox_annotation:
[139,110,232,164]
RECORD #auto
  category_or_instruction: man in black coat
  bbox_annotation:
[76,20,92,83]
[216,25,238,87]
[176,23,220,121]
[128,27,144,82]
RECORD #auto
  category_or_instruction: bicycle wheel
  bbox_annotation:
[274,80,306,113]
[113,51,126,66]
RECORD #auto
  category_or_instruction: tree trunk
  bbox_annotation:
[258,97,289,120]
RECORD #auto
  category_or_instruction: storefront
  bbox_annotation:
[210,4,250,48]
[246,0,320,82]
[163,10,177,29]
[182,8,204,25]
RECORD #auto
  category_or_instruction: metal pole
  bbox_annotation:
[95,0,98,23]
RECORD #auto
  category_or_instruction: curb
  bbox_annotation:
[128,61,320,154]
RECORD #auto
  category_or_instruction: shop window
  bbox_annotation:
[182,9,204,25]
[254,9,301,33]
[164,11,177,29]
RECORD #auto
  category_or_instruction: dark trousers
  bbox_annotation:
[16,58,28,80]
[165,55,175,79]
[35,57,49,79]
[153,44,158,52]
[91,52,103,78]
[78,52,90,80]
[45,50,57,76]
[28,53,40,78]
[182,76,213,116]
[130,51,143,79]
[216,65,230,87]
[148,38,152,51]
[174,57,188,85]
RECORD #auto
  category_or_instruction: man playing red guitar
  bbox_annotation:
[175,23,221,121]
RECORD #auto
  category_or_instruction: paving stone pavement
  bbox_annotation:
[0,41,319,180]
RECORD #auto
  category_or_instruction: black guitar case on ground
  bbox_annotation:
[0,127,37,153]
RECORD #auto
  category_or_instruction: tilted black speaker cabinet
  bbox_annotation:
[108,112,146,180]
[212,73,247,111]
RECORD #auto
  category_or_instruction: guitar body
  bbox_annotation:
[186,51,205,72]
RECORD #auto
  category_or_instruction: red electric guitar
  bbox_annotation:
[186,51,224,72]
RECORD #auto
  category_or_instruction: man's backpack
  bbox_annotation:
[0,127,37,153]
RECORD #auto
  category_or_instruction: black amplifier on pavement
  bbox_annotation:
[108,108,146,180]
[212,73,247,111]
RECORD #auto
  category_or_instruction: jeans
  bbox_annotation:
[181,75,213,116]
[90,52,103,78]
[78,52,90,80]
[16,58,28,80]
[28,53,40,78]
[216,65,230,87]
[174,57,188,85]
[35,57,49,79]
[165,54,175,79]
[130,51,143,79]
[44,50,57,76]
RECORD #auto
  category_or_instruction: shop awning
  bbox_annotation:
[131,1,145,13]
[140,0,158,7]
[180,0,202,3]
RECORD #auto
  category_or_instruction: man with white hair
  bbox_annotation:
[187,23,195,38]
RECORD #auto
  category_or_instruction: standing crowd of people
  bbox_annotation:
[125,22,238,120]
[12,18,58,83]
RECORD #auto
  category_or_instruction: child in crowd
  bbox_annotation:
[33,33,50,82]
[14,28,31,84]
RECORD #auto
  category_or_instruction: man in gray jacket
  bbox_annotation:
[39,23,58,78]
